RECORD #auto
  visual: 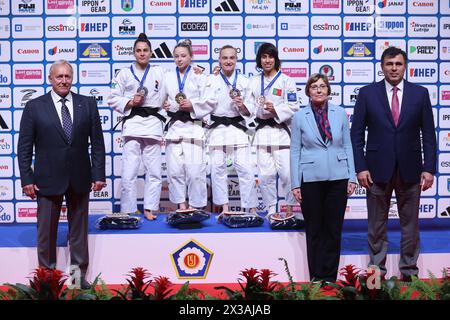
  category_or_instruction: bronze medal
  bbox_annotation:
[229,88,241,98]
[175,92,187,104]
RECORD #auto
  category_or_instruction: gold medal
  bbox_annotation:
[175,92,187,104]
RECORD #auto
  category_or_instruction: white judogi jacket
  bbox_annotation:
[108,63,166,140]
[249,72,300,146]
[162,69,215,141]
[207,72,255,147]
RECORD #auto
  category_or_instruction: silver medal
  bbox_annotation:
[257,96,266,106]
[137,86,148,97]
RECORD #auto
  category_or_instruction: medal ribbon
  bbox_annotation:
[260,71,282,98]
[176,65,191,94]
[130,63,151,88]
[220,70,238,91]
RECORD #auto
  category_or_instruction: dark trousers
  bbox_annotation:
[367,167,421,277]
[300,179,348,282]
[36,185,90,276]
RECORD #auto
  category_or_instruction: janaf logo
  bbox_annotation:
[122,0,133,11]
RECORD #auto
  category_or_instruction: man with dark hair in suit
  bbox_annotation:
[18,60,106,289]
[350,47,436,281]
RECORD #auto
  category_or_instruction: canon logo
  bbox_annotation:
[149,1,173,5]
[17,49,40,54]
[282,47,305,53]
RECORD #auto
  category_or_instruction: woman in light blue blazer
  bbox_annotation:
[290,74,357,284]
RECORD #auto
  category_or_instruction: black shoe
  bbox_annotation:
[80,277,92,290]
[400,274,415,283]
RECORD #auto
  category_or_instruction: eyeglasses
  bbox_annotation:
[310,84,327,91]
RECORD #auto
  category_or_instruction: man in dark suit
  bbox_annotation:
[350,47,436,281]
[18,60,106,289]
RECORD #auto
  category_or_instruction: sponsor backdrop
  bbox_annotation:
[0,0,449,227]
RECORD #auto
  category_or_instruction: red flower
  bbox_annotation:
[29,267,67,300]
[127,267,151,293]
[339,264,361,288]
[259,269,278,293]
[152,276,173,300]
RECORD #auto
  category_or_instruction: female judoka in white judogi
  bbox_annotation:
[207,45,258,213]
[249,43,300,216]
[162,40,215,210]
[108,33,166,220]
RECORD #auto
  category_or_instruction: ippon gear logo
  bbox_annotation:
[180,22,208,32]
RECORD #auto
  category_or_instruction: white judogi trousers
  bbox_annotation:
[209,145,258,209]
[257,146,297,213]
[120,137,162,213]
[166,139,207,208]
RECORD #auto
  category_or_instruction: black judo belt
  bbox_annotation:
[164,110,199,131]
[113,107,166,130]
[209,115,247,133]
[255,117,290,137]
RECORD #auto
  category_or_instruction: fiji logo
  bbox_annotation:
[170,239,213,279]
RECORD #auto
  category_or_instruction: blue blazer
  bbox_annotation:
[18,92,106,196]
[290,103,356,189]
[350,80,436,184]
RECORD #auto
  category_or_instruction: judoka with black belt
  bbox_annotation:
[207,45,258,214]
[249,43,300,217]
[108,33,166,220]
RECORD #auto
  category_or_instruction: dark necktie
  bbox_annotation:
[392,86,399,127]
[60,98,72,141]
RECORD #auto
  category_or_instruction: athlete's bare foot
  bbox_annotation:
[144,209,157,221]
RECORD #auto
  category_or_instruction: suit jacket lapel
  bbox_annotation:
[71,93,81,143]
[305,105,327,147]
[377,80,396,128]
[397,80,409,127]
[327,105,337,144]
[44,92,68,143]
